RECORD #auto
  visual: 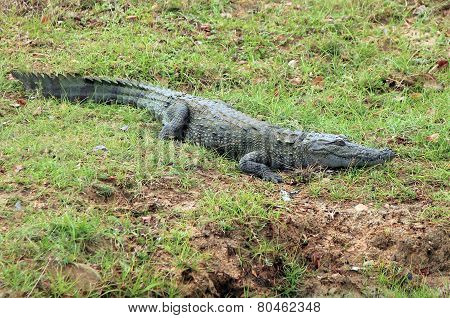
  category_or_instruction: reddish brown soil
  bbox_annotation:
[2,170,448,297]
[83,171,449,297]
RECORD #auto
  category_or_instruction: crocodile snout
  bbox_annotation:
[381,148,396,161]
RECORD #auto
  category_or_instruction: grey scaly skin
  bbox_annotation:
[11,71,396,183]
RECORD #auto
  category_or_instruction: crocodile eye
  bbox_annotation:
[335,139,346,146]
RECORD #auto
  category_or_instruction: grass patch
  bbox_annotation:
[198,188,282,231]
[0,0,448,297]
[376,264,444,298]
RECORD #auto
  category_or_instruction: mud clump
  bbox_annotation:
[394,228,449,274]
[370,231,395,250]
[208,272,243,297]
[176,269,243,297]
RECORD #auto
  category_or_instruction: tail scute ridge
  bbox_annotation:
[10,70,148,106]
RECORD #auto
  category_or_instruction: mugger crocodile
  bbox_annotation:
[11,71,395,182]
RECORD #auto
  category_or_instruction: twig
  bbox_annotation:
[27,258,51,298]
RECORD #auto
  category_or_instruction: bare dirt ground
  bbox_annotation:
[82,171,449,297]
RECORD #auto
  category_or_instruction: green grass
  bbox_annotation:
[0,0,449,297]
[198,188,282,231]
[375,264,443,298]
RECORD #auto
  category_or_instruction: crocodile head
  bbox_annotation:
[300,133,395,168]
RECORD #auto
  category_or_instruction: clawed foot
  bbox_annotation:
[158,126,182,140]
[158,129,175,140]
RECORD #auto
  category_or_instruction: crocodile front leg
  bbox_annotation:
[239,151,282,183]
[158,101,189,140]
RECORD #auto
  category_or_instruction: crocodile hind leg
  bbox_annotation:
[239,151,282,183]
[158,102,189,140]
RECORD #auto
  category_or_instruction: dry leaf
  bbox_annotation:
[312,76,324,87]
[32,53,46,58]
[126,15,138,21]
[436,59,448,69]
[426,133,439,142]
[429,59,448,73]
[16,98,27,106]
[41,15,49,24]
[103,176,117,183]
[290,77,303,86]
[33,106,42,115]
[141,215,153,224]
[390,135,412,145]
[199,24,211,33]
[14,165,24,173]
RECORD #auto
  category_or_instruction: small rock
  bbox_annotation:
[120,125,129,131]
[64,263,101,292]
[413,5,427,16]
[14,201,23,211]
[287,59,298,68]
[350,266,360,272]
[93,145,108,152]
[363,260,375,268]
[280,190,291,202]
[354,204,369,212]
[322,177,331,184]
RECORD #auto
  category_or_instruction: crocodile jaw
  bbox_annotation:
[301,133,395,168]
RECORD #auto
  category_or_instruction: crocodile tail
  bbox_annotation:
[10,71,149,106]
